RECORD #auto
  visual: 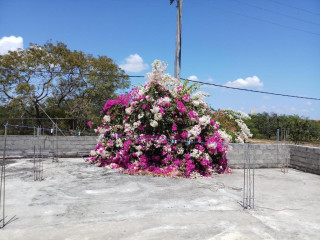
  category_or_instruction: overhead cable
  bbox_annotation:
[181,77,320,101]
[4,68,320,101]
[229,0,320,26]
[192,1,320,36]
[268,0,320,16]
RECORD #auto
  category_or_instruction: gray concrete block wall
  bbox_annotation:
[290,145,320,175]
[0,135,97,157]
[227,144,290,169]
[1,135,319,175]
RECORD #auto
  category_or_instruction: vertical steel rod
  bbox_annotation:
[1,123,8,227]
[33,127,36,181]
[33,145,36,181]
[248,144,251,207]
[243,143,254,209]
[55,125,58,162]
[243,144,246,208]
[252,145,255,209]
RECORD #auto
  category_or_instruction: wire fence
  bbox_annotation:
[0,118,96,136]
[2,123,97,137]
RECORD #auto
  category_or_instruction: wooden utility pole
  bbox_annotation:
[174,0,182,80]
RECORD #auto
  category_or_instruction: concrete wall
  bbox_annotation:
[1,135,319,175]
[0,135,97,158]
[290,145,320,175]
[227,144,290,169]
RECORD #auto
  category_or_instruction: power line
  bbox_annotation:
[214,5,320,36]
[268,0,320,16]
[192,1,320,36]
[3,69,320,101]
[229,0,320,26]
[181,77,320,101]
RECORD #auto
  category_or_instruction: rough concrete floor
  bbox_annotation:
[0,158,319,240]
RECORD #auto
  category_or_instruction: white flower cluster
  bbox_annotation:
[103,115,111,122]
[151,105,162,121]
[163,145,171,154]
[235,119,253,142]
[218,129,232,143]
[208,141,217,149]
[100,149,111,158]
[188,125,202,140]
[90,150,97,157]
[237,111,251,120]
[116,138,123,148]
[151,106,160,114]
[191,91,210,107]
[156,96,171,106]
[199,115,211,127]
[133,121,141,128]
[177,147,184,155]
[152,59,168,75]
[124,124,133,134]
[192,91,209,101]
[145,60,181,88]
[97,134,105,143]
[190,149,202,159]
[150,120,158,128]
[125,107,132,115]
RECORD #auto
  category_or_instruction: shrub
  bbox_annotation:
[87,60,242,177]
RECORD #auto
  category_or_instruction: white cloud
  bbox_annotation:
[306,101,312,106]
[225,76,263,88]
[0,36,23,55]
[208,77,214,82]
[188,75,199,81]
[119,54,148,73]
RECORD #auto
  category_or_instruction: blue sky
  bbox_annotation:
[1,0,319,119]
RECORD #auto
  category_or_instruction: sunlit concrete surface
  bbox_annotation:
[0,158,319,240]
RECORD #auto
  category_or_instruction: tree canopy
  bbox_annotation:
[245,112,320,144]
[0,41,129,128]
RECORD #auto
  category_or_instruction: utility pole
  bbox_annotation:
[174,0,182,80]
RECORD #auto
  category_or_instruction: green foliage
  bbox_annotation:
[0,41,129,130]
[182,79,203,95]
[246,112,320,144]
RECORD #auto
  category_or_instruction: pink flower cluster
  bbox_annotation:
[87,64,231,178]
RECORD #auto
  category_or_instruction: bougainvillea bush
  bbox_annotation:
[212,109,252,144]
[87,60,251,178]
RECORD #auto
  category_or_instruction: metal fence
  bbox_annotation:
[0,118,97,136]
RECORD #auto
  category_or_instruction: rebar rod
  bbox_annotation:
[243,145,246,208]
[252,146,255,209]
[0,124,8,227]
[33,145,36,181]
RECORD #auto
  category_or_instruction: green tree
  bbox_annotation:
[0,41,129,128]
[247,112,279,139]
[287,115,312,144]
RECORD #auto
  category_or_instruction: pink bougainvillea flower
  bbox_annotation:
[172,123,177,131]
[182,94,191,102]
[181,131,188,139]
[176,100,186,114]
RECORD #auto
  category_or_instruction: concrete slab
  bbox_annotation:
[0,158,319,240]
